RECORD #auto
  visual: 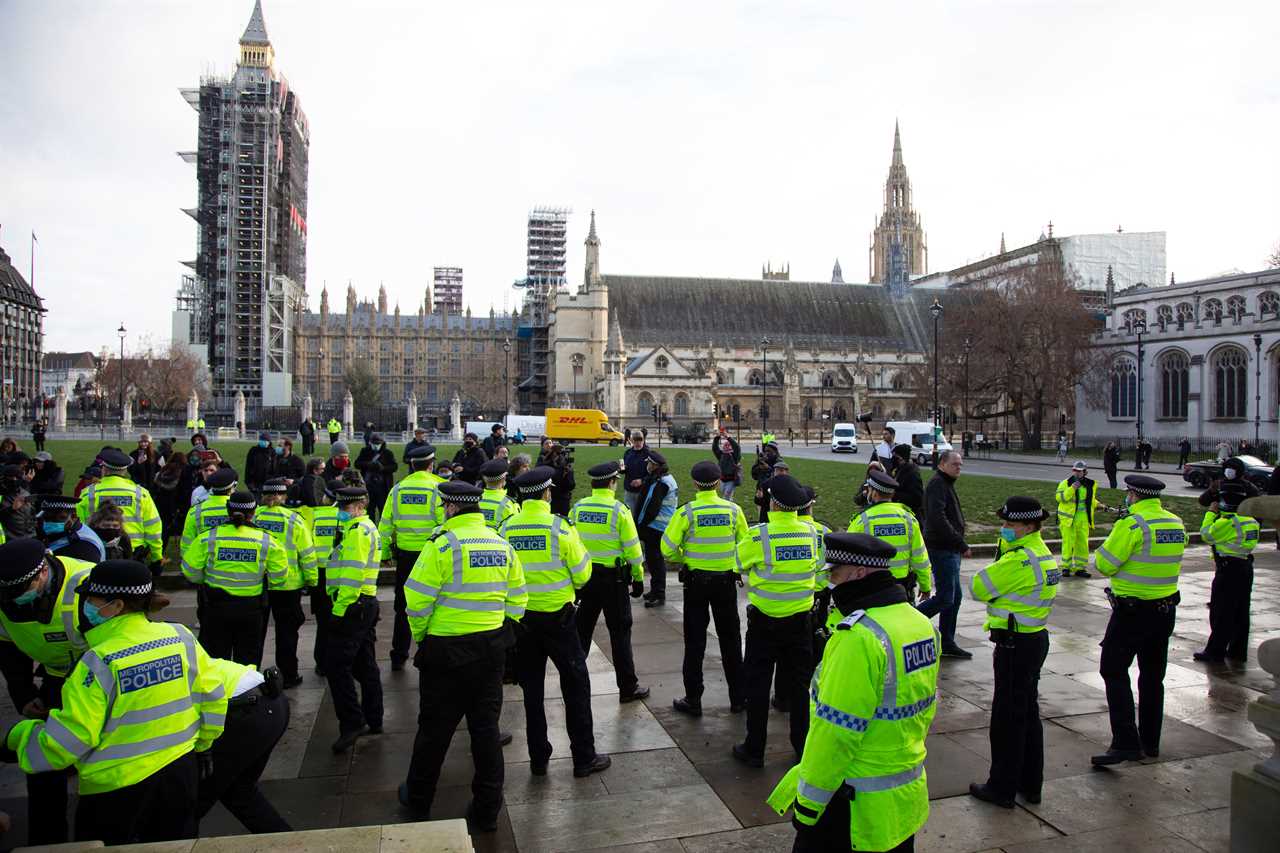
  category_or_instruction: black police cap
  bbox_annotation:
[646,450,667,467]
[261,478,289,493]
[588,461,622,480]
[439,481,483,504]
[406,444,436,462]
[866,470,899,494]
[227,490,257,512]
[0,539,47,588]
[99,448,132,469]
[36,493,79,512]
[480,459,510,479]
[1123,474,1165,496]
[206,468,238,490]
[514,466,555,495]
[335,486,368,504]
[690,460,721,487]
[996,495,1050,522]
[824,532,896,569]
[766,474,809,511]
[74,559,153,599]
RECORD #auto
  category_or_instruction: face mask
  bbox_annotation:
[82,600,110,627]
[337,510,352,523]
[258,440,268,448]
[1224,468,1237,480]
[372,444,382,452]
[14,584,40,606]
[275,446,284,455]
[1124,493,1135,507]
[999,527,1017,542]
[42,521,66,536]
[333,457,349,470]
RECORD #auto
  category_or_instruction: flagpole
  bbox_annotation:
[30,231,35,291]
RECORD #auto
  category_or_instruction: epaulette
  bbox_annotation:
[836,609,867,631]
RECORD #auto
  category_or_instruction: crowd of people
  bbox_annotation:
[0,421,1262,851]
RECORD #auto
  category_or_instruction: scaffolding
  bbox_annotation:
[511,206,570,412]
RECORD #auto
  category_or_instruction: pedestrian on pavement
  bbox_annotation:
[663,460,749,716]
[635,450,678,607]
[75,448,163,570]
[918,450,972,659]
[571,461,650,703]
[1193,483,1260,663]
[1177,437,1191,470]
[1054,461,1098,578]
[1102,442,1121,489]
[379,444,444,671]
[622,431,650,514]
[968,496,1060,809]
[890,444,925,520]
[767,531,938,853]
[1091,474,1186,765]
[1056,435,1068,462]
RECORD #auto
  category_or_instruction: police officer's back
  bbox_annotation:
[478,460,518,530]
[180,467,237,551]
[847,470,931,599]
[1194,482,1260,662]
[75,448,162,567]
[307,489,342,675]
[380,443,445,671]
[257,478,318,688]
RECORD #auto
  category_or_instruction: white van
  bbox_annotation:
[885,420,953,467]
[830,423,859,453]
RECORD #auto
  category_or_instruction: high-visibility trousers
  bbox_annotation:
[1060,519,1090,573]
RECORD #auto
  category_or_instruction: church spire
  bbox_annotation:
[584,209,601,291]
[999,232,1006,254]
[238,0,274,67]
[892,119,903,167]
[831,258,844,284]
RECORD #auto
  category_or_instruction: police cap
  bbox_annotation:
[588,460,622,480]
[335,486,368,505]
[0,539,48,590]
[480,459,510,480]
[515,466,555,495]
[261,478,289,494]
[1123,474,1165,496]
[99,448,132,469]
[82,465,102,479]
[690,460,721,488]
[35,493,78,513]
[824,532,895,569]
[439,481,483,504]
[996,495,1050,522]
[766,474,809,512]
[226,491,257,512]
[206,468,238,491]
[406,443,436,462]
[646,450,667,467]
[74,559,153,599]
[866,470,899,494]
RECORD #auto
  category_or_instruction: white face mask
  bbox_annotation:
[1224,468,1237,480]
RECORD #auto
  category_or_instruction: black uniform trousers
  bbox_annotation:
[325,595,385,735]
[1099,595,1177,754]
[743,607,813,759]
[792,790,916,853]
[329,430,340,445]
[262,589,306,681]
[200,587,267,668]
[575,564,639,695]
[639,527,666,597]
[24,674,69,845]
[301,435,315,455]
[391,548,423,665]
[985,629,1049,799]
[517,605,597,767]
[74,751,198,845]
[1204,555,1253,660]
[405,628,508,821]
[682,571,744,707]
[198,688,292,833]
[310,574,332,674]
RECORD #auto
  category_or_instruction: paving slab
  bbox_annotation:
[913,794,1061,853]
[997,818,1206,853]
[676,822,797,852]
[1021,766,1207,835]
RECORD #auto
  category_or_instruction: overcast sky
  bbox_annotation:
[3,0,1278,354]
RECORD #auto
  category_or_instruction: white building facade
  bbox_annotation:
[1075,268,1280,452]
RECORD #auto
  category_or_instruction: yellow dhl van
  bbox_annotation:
[544,409,625,445]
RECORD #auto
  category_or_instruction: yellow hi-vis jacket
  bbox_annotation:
[379,470,446,559]
[181,493,230,551]
[1200,509,1261,558]
[310,505,341,569]
[0,557,94,678]
[328,516,381,618]
[479,488,518,531]
[847,500,931,593]
[735,510,821,617]
[499,500,591,613]
[1054,476,1099,528]
[571,488,644,581]
[5,613,227,794]
[769,599,940,851]
[406,512,527,639]
[181,523,290,597]
[255,505,319,589]
[1094,498,1186,599]
[76,476,162,562]
[660,489,749,573]
[970,532,1060,633]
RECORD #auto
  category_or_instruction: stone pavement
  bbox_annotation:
[1,545,1275,852]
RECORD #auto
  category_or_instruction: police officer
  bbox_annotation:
[768,532,939,853]
[571,460,649,703]
[197,659,291,834]
[398,481,528,830]
[36,493,106,563]
[0,539,95,844]
[734,474,821,767]
[257,478,318,687]
[1091,474,1187,765]
[1054,461,1099,578]
[3,558,226,845]
[380,443,445,671]
[327,416,342,445]
[182,491,289,666]
[968,496,1060,808]
[308,487,342,676]
[326,486,385,753]
[1194,483,1260,663]
[181,467,238,551]
[847,470,931,600]
[662,460,749,716]
[75,447,162,567]
[501,467,610,777]
[478,459,517,530]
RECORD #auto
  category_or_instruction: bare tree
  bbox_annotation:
[1269,241,1280,269]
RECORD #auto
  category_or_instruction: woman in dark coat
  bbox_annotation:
[128,434,160,491]
[150,458,186,549]
[1102,442,1121,489]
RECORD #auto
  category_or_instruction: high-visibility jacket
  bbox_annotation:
[378,470,445,559]
[660,489,749,574]
[5,613,227,795]
[186,419,196,430]
[735,510,821,617]
[802,515,832,587]
[196,418,205,429]
[326,419,341,434]
[499,499,591,613]
[1054,477,1099,528]
[571,488,644,581]
[970,532,1060,633]
[479,488,518,531]
[0,557,94,678]
[1094,498,1186,599]
[1200,509,1261,559]
[181,494,230,551]
[328,515,381,618]
[256,505,319,589]
[406,512,527,638]
[181,523,289,597]
[769,600,940,851]
[847,501,932,593]
[75,476,162,562]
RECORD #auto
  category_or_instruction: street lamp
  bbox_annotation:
[1133,318,1147,450]
[962,336,973,438]
[503,338,512,426]
[929,298,942,466]
[760,337,771,435]
[1254,333,1263,448]
[117,323,126,433]
[816,356,826,445]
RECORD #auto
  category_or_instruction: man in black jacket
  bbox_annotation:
[451,433,488,485]
[481,424,507,459]
[403,427,432,463]
[244,432,276,494]
[917,450,972,658]
[890,444,925,520]
[298,418,316,456]
[355,434,398,521]
[622,432,650,514]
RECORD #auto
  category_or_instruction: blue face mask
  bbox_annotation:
[258,440,269,448]
[337,510,352,523]
[42,521,66,536]
[82,600,110,627]
[14,586,40,606]
[274,446,284,455]
[372,444,382,452]
[999,527,1017,542]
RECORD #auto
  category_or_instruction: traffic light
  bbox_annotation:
[732,403,741,422]
[712,402,719,418]
[651,404,658,422]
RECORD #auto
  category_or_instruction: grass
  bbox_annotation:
[23,436,1210,545]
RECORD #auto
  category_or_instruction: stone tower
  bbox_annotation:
[869,121,927,284]
[603,312,627,422]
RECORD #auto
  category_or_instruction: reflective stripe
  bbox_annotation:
[192,684,227,704]
[437,598,505,612]
[442,580,509,593]
[845,761,925,793]
[797,778,838,805]
[747,586,812,601]
[24,729,55,773]
[813,697,869,732]
[103,695,195,733]
[526,578,573,593]
[1113,571,1177,585]
[1095,545,1120,566]
[974,568,998,595]
[505,604,526,617]
[404,578,439,597]
[43,715,93,760]
[986,605,1048,627]
[83,719,202,764]
[407,605,435,619]
[328,576,365,588]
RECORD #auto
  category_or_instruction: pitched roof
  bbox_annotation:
[43,352,96,370]
[0,240,43,311]
[603,274,953,351]
[240,0,270,45]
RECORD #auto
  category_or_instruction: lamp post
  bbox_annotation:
[761,337,771,435]
[1134,318,1147,450]
[503,338,511,427]
[1254,333,1263,448]
[929,299,942,466]
[962,336,972,438]
[817,358,826,445]
[117,323,126,434]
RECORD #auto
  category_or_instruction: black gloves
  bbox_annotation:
[197,750,214,781]
[630,581,644,599]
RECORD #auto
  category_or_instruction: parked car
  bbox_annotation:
[830,423,859,453]
[1182,455,1273,490]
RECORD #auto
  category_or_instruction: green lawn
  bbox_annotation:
[22,437,1209,545]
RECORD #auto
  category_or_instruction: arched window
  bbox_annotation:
[635,391,654,416]
[803,404,814,421]
[1110,356,1137,418]
[1259,291,1280,316]
[890,373,906,392]
[1212,346,1248,419]
[1175,302,1194,328]
[1122,308,1147,331]
[1158,350,1189,420]
[1156,305,1173,330]
[821,371,836,388]
[1204,298,1224,324]
[673,393,689,415]
[654,355,669,374]
[747,369,764,386]
[1226,295,1247,323]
